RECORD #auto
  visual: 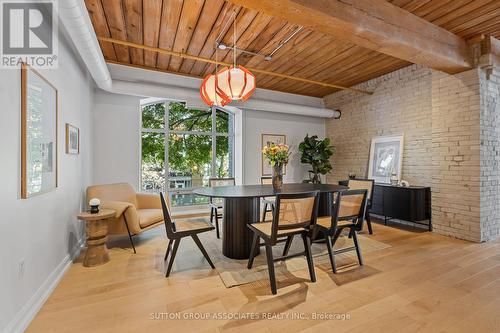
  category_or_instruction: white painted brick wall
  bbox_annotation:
[480,68,500,241]
[430,69,481,242]
[324,64,499,242]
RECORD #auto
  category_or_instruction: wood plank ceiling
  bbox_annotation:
[85,0,500,97]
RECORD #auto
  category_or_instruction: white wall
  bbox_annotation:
[243,110,325,184]
[0,32,94,332]
[91,92,326,189]
[93,91,141,187]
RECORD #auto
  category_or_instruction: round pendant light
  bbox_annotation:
[199,11,256,106]
[216,65,256,101]
[200,73,231,107]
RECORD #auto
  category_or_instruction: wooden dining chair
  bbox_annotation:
[260,176,275,221]
[160,192,215,277]
[247,191,319,295]
[314,189,368,273]
[347,179,374,234]
[208,177,235,239]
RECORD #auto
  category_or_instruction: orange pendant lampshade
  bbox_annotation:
[200,73,231,107]
[216,65,256,101]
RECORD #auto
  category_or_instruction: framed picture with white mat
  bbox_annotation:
[368,134,404,184]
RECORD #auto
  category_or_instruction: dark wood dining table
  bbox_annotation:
[193,183,347,259]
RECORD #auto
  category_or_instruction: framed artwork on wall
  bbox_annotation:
[368,134,404,184]
[21,63,58,198]
[65,123,80,155]
[261,133,287,176]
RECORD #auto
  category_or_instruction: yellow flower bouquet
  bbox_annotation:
[262,143,291,166]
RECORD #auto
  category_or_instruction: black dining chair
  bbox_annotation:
[160,192,215,277]
[314,189,368,273]
[260,176,275,221]
[208,177,235,239]
[247,191,319,295]
[347,179,374,234]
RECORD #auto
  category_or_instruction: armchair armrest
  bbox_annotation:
[101,200,141,234]
[101,201,134,217]
[136,192,164,210]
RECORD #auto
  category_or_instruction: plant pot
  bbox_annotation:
[309,171,322,184]
[272,163,284,191]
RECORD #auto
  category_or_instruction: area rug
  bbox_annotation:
[196,230,391,288]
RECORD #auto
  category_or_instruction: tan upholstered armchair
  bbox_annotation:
[86,183,165,253]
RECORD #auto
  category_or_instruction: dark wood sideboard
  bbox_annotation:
[339,181,432,231]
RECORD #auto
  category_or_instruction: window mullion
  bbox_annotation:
[170,130,214,136]
[164,101,169,192]
[211,106,216,178]
[141,128,164,133]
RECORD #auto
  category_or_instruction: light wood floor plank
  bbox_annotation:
[27,222,500,332]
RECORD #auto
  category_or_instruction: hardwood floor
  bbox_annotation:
[27,221,500,333]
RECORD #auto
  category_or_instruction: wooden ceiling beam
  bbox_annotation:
[226,0,473,73]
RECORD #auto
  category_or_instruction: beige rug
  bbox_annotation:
[196,230,391,288]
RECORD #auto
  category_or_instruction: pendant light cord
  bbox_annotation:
[233,13,236,68]
[215,42,218,72]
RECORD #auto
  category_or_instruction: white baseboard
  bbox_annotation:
[3,241,84,333]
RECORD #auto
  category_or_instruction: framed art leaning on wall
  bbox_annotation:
[21,63,58,198]
[368,134,404,184]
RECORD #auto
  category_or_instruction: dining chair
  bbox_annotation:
[347,179,374,234]
[247,191,319,295]
[260,176,275,221]
[208,177,235,239]
[160,192,215,277]
[314,189,368,273]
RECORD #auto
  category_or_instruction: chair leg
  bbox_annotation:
[210,207,214,224]
[301,233,316,282]
[282,235,294,256]
[123,216,136,254]
[351,227,364,266]
[214,208,220,239]
[331,228,343,248]
[164,238,174,261]
[165,238,180,277]
[366,214,373,235]
[325,234,337,274]
[191,234,215,269]
[265,244,277,295]
[262,203,268,222]
[247,233,259,269]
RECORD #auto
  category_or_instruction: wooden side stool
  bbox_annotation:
[77,209,116,267]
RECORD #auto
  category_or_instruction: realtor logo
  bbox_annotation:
[1,0,58,68]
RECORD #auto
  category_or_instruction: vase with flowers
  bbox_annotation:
[262,143,291,191]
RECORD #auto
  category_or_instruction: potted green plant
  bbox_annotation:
[298,135,334,184]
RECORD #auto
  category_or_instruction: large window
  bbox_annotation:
[141,101,234,208]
